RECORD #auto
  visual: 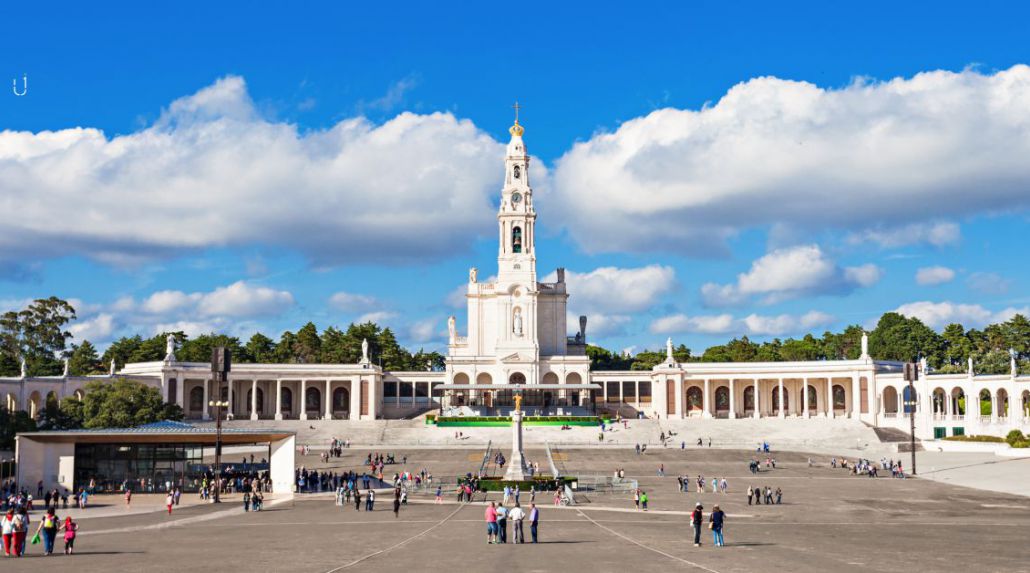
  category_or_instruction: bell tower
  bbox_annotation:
[497,102,536,283]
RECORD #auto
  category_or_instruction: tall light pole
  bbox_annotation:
[210,346,232,503]
[903,361,918,476]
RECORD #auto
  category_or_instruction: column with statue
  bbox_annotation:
[504,392,529,480]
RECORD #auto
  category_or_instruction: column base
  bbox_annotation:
[275,413,283,421]
[250,413,258,421]
[728,411,736,419]
[702,412,713,419]
[324,414,332,421]
[299,413,308,420]
[753,413,760,419]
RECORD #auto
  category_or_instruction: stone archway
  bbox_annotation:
[476,372,492,385]
[714,386,729,413]
[978,389,992,417]
[281,387,293,417]
[772,387,788,415]
[743,385,755,413]
[686,385,703,413]
[189,386,204,415]
[833,384,847,412]
[509,372,526,385]
[951,387,965,415]
[454,372,470,385]
[333,387,350,415]
[305,387,321,416]
[807,385,818,414]
[932,387,946,414]
[883,386,899,414]
[28,391,42,419]
[997,389,1009,418]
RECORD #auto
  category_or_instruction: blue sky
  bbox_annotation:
[1,1,1029,355]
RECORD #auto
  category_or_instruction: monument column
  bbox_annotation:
[250,380,258,420]
[778,378,785,418]
[300,380,308,420]
[753,379,760,419]
[227,378,235,420]
[275,379,283,420]
[350,380,361,420]
[201,378,211,421]
[702,378,712,418]
[175,373,185,409]
[325,380,333,420]
[728,379,735,419]
[803,378,809,419]
[826,378,833,418]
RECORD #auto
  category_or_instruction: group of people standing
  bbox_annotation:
[484,501,540,544]
[746,485,782,505]
[2,507,77,557]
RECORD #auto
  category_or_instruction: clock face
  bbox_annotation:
[512,192,522,204]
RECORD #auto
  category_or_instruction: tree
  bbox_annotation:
[0,408,36,449]
[0,297,77,376]
[80,378,184,428]
[67,341,102,375]
[37,392,84,430]
[102,335,144,372]
[586,345,632,370]
[293,322,322,364]
[941,323,972,366]
[869,313,944,366]
[178,333,247,363]
[780,335,823,361]
[245,333,277,363]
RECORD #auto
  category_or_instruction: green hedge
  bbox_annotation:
[476,476,575,491]
[1005,430,1029,448]
[943,435,1006,443]
[430,415,609,427]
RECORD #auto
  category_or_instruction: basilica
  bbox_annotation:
[2,118,1029,441]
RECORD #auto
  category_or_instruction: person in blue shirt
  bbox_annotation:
[710,504,725,547]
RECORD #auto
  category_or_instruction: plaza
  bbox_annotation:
[3,445,1029,572]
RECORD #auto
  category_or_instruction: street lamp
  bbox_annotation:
[903,361,919,476]
[208,399,229,503]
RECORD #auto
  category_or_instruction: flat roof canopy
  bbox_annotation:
[17,421,294,445]
[435,383,600,390]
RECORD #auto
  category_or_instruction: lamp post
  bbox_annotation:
[210,346,232,503]
[208,399,229,503]
[903,361,918,476]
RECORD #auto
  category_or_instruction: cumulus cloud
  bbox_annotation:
[966,272,1011,295]
[356,311,398,324]
[551,66,1030,255]
[848,222,961,248]
[650,310,835,336]
[580,314,632,338]
[328,291,380,312]
[894,300,1029,329]
[915,266,956,286]
[68,313,116,341]
[0,76,508,269]
[543,265,676,314]
[407,318,440,344]
[700,245,880,306]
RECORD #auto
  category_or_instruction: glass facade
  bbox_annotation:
[74,443,207,493]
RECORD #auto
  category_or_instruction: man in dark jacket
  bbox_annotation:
[691,502,704,546]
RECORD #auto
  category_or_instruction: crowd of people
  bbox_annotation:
[830,456,906,478]
[2,504,78,557]
[484,500,541,544]
[676,474,730,494]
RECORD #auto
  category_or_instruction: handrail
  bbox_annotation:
[478,440,493,477]
[544,442,561,478]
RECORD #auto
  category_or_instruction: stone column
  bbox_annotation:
[753,379,760,419]
[851,375,860,419]
[325,380,333,420]
[826,379,833,418]
[350,380,361,420]
[201,378,211,421]
[702,378,711,418]
[802,378,810,419]
[176,373,185,410]
[251,380,259,420]
[778,378,785,418]
[275,379,283,420]
[504,410,528,480]
[728,379,736,419]
[673,377,684,419]
[300,380,308,421]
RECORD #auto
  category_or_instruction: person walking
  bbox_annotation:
[34,508,59,555]
[710,505,725,547]
[633,489,640,509]
[691,502,704,547]
[2,510,14,557]
[393,488,401,518]
[354,489,362,511]
[746,485,753,505]
[165,492,174,515]
[485,502,498,544]
[435,486,443,504]
[640,490,649,511]
[366,489,375,511]
[60,517,77,555]
[510,503,526,543]
[529,503,539,543]
[125,488,132,507]
[243,491,251,512]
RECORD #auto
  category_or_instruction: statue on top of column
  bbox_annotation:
[20,357,27,378]
[361,338,369,363]
[448,316,456,343]
[165,333,177,362]
[666,337,674,362]
[469,267,478,283]
[514,393,523,413]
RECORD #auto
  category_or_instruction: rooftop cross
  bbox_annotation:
[512,100,522,124]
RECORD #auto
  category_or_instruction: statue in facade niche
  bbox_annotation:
[513,308,523,337]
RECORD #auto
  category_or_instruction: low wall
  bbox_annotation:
[929,440,1030,457]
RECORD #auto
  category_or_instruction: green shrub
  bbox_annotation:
[1012,440,1030,449]
[1005,429,1025,446]
[942,435,1005,443]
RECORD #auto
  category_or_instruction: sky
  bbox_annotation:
[1,1,1029,356]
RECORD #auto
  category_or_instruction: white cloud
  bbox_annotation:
[551,66,1030,254]
[894,300,1029,329]
[581,314,632,338]
[0,76,507,269]
[650,310,834,336]
[407,318,439,344]
[966,272,1011,296]
[68,313,116,341]
[328,291,379,312]
[848,222,961,248]
[700,245,880,306]
[197,281,294,317]
[356,311,397,324]
[544,265,676,313]
[915,266,956,286]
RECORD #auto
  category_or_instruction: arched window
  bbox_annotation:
[883,387,899,414]
[512,226,523,253]
[714,386,729,411]
[306,387,321,413]
[743,386,755,412]
[281,387,293,414]
[807,385,818,411]
[772,387,788,413]
[509,372,526,385]
[686,386,702,411]
[333,387,350,412]
[189,387,204,412]
[834,385,847,410]
[513,165,521,179]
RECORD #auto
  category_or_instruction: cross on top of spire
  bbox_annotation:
[509,100,525,137]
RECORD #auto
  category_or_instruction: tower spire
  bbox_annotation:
[510,100,524,137]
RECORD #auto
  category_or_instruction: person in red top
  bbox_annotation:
[485,501,498,544]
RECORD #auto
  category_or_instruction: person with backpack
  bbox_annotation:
[11,508,27,557]
[34,508,60,555]
[691,502,704,547]
[60,517,77,555]
[2,510,14,556]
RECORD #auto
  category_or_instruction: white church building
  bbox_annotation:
[3,118,1029,441]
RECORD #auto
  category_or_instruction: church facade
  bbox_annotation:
[2,119,1029,441]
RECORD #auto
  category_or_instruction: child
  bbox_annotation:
[60,517,77,554]
[166,492,174,515]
